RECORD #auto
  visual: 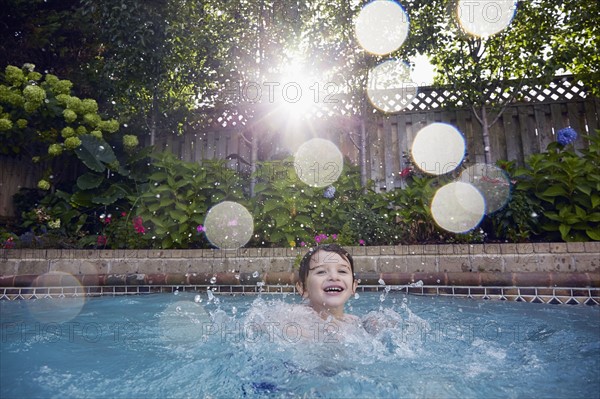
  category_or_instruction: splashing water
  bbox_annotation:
[1,293,597,398]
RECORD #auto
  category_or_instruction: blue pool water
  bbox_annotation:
[1,291,599,398]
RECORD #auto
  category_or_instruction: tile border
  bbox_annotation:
[0,284,598,306]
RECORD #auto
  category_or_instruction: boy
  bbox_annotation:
[295,243,359,322]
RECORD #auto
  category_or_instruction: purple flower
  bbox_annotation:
[196,225,205,233]
[556,127,577,146]
[358,239,366,246]
[323,186,336,199]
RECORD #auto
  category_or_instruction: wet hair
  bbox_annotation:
[297,243,355,292]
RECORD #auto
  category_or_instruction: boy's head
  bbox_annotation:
[296,244,357,314]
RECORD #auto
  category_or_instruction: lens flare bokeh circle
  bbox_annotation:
[457,0,516,37]
[411,123,465,175]
[367,60,418,113]
[459,163,511,214]
[27,271,86,323]
[294,138,343,187]
[355,0,410,55]
[204,201,254,249]
[431,181,486,233]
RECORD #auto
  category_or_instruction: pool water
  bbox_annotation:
[1,291,599,398]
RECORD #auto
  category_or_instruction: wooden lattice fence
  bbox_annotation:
[154,76,599,190]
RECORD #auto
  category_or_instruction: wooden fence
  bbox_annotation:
[155,76,599,191]
[1,76,598,218]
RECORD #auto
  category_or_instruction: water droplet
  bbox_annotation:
[174,289,179,295]
[378,278,385,285]
[354,293,360,299]
[194,295,202,303]
[210,276,217,284]
[252,271,259,278]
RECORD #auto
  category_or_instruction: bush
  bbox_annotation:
[512,132,600,241]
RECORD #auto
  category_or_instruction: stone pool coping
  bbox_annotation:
[1,243,598,304]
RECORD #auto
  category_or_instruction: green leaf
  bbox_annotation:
[70,190,95,207]
[586,229,600,241]
[541,186,568,197]
[76,172,104,190]
[159,197,174,207]
[592,194,600,209]
[273,210,290,227]
[168,209,188,223]
[253,182,269,194]
[559,224,571,239]
[263,199,283,213]
[574,205,586,219]
[148,172,168,181]
[92,184,129,205]
[148,202,161,213]
[74,135,117,172]
[295,215,312,226]
[575,184,592,196]
[587,213,600,222]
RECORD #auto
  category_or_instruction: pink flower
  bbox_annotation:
[315,235,322,243]
[300,241,306,247]
[97,235,107,246]
[358,239,366,246]
[133,216,145,234]
[197,225,205,233]
[399,167,412,178]
[121,212,127,217]
[332,234,337,240]
[2,237,15,249]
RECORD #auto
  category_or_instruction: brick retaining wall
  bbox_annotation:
[1,243,599,304]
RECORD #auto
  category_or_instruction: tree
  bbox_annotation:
[404,0,599,165]
[0,0,99,96]
[550,0,600,96]
[79,0,217,144]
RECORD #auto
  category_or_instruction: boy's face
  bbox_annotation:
[299,250,357,316]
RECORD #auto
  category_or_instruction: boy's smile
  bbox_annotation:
[301,250,357,318]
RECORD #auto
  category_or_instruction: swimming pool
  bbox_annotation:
[1,291,599,398]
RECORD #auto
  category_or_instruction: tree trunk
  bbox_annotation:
[360,116,368,192]
[480,105,492,164]
[249,129,258,197]
[150,90,158,146]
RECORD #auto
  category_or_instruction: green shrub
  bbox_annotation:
[250,159,363,247]
[133,152,247,249]
[513,133,600,241]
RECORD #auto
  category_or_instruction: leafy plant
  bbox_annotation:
[513,133,600,241]
[338,191,399,246]
[484,161,543,242]
[0,64,130,180]
[385,175,445,243]
[133,152,246,249]
[93,211,148,249]
[250,159,363,247]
